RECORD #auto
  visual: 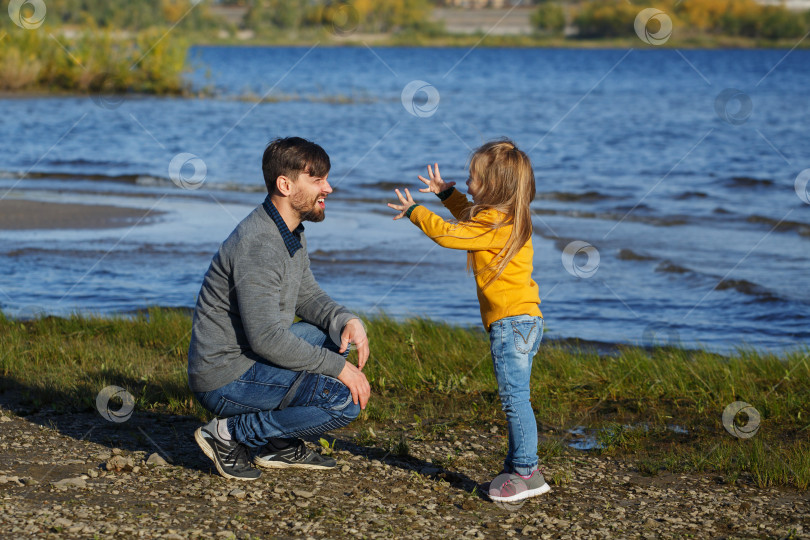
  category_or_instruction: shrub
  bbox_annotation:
[0,28,189,94]
[573,0,640,38]
[532,3,566,34]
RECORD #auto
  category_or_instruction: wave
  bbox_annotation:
[535,190,614,202]
[45,158,134,169]
[134,176,266,193]
[229,91,379,105]
[533,204,806,236]
[746,215,810,237]
[5,245,216,258]
[654,260,784,302]
[713,278,780,300]
[8,170,143,183]
[674,191,708,199]
[655,261,691,274]
[617,248,655,261]
[555,221,806,303]
[0,169,267,194]
[726,176,774,188]
[533,207,690,228]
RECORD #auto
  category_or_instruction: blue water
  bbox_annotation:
[1,47,809,353]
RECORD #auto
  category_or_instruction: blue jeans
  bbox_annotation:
[489,315,544,477]
[194,321,360,448]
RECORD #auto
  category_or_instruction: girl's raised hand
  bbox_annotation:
[418,163,456,195]
[386,188,416,220]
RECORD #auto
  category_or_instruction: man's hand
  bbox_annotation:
[339,318,369,370]
[386,188,417,220]
[418,163,455,195]
[337,361,370,409]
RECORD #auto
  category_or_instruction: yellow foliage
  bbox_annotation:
[0,27,188,94]
[353,0,376,21]
[679,0,730,30]
[160,0,189,24]
[0,48,42,90]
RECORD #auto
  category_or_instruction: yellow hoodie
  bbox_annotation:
[407,188,542,331]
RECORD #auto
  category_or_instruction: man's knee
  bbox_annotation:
[342,399,361,422]
[323,379,361,423]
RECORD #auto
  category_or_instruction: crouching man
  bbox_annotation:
[188,137,370,480]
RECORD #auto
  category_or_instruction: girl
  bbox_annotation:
[387,140,549,504]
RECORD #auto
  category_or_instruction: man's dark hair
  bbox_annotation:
[262,137,331,194]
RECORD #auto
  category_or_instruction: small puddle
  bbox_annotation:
[565,423,689,451]
[566,426,599,451]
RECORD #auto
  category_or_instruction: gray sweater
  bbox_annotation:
[187,200,357,393]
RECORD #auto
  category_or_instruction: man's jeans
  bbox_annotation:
[194,321,360,448]
[489,315,544,477]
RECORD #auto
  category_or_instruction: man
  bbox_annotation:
[188,137,371,480]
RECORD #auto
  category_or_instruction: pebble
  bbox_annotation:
[292,489,315,499]
[228,488,246,500]
[52,477,86,489]
[146,453,169,466]
[105,455,135,472]
[0,475,23,486]
[53,517,72,528]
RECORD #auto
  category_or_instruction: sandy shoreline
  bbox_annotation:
[0,199,163,230]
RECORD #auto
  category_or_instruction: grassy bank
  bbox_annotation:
[0,308,807,489]
[193,30,810,49]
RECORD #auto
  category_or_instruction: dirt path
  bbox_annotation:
[0,408,806,539]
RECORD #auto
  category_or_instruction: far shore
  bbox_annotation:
[1,37,806,100]
[188,34,810,49]
[0,199,164,230]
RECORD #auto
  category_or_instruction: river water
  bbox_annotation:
[1,46,808,353]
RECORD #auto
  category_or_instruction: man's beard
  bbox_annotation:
[291,190,325,223]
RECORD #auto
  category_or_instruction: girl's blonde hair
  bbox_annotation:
[462,139,536,289]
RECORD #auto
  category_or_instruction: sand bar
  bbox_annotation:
[0,199,163,230]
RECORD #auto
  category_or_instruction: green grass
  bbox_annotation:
[0,307,807,489]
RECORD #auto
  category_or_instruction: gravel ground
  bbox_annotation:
[0,407,807,539]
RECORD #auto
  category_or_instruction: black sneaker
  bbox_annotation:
[253,438,336,470]
[194,418,261,481]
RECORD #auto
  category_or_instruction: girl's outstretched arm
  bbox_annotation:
[387,188,508,251]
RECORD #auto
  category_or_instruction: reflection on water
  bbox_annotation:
[566,424,690,451]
